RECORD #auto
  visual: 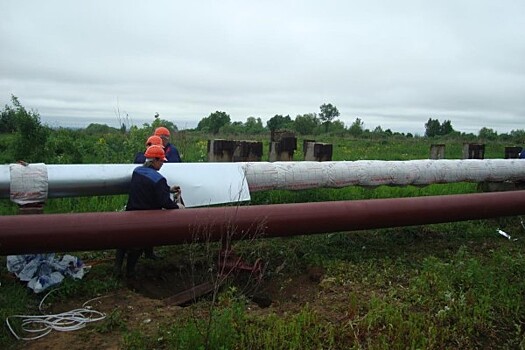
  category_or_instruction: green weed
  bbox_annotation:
[0,279,39,347]
[239,307,337,349]
[93,309,126,334]
[123,302,245,350]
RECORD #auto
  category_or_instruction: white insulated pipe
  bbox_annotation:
[242,159,525,191]
[1,159,525,201]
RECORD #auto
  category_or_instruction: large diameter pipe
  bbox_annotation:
[1,190,524,255]
[2,160,525,199]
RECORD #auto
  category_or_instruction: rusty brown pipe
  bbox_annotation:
[1,191,525,255]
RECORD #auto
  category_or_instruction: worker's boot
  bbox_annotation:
[126,249,142,279]
[114,249,126,277]
[144,246,162,260]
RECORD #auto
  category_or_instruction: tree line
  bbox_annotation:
[195,104,525,142]
[1,95,524,164]
[196,103,348,136]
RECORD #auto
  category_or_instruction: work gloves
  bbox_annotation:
[170,185,185,209]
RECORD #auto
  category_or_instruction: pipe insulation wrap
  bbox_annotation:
[243,160,525,190]
[1,190,525,255]
[1,160,525,200]
[9,163,48,205]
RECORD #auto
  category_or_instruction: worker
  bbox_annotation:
[520,148,525,159]
[133,135,163,164]
[133,135,166,260]
[154,126,182,163]
[115,145,184,278]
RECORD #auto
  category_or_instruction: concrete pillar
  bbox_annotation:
[233,141,263,162]
[304,140,333,161]
[269,131,297,162]
[207,139,236,162]
[480,146,524,192]
[504,146,522,159]
[462,143,485,159]
[302,139,315,153]
[429,144,446,160]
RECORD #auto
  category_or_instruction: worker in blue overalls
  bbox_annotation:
[115,145,184,278]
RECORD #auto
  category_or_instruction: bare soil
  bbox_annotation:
[15,259,336,350]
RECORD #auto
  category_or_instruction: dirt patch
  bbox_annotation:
[20,290,166,350]
[124,259,212,300]
[13,256,328,350]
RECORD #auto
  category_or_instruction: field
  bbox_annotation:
[1,131,525,349]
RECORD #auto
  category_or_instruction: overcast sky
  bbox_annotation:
[1,0,524,135]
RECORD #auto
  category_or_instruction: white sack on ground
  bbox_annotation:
[7,254,87,293]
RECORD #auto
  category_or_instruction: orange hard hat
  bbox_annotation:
[145,135,163,147]
[154,127,170,137]
[144,145,167,161]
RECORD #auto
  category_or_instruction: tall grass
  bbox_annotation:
[115,230,525,349]
[1,134,523,349]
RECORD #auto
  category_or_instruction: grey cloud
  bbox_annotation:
[1,0,524,134]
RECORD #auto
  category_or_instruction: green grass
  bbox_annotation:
[43,195,128,213]
[112,219,525,349]
[350,245,525,349]
[1,134,524,349]
[0,279,40,347]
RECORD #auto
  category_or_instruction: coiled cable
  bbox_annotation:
[6,288,107,341]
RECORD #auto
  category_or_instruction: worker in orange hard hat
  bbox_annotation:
[132,135,167,260]
[115,145,184,278]
[133,135,163,164]
[147,135,163,147]
[154,126,182,163]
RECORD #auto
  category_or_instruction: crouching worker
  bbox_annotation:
[115,145,185,278]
